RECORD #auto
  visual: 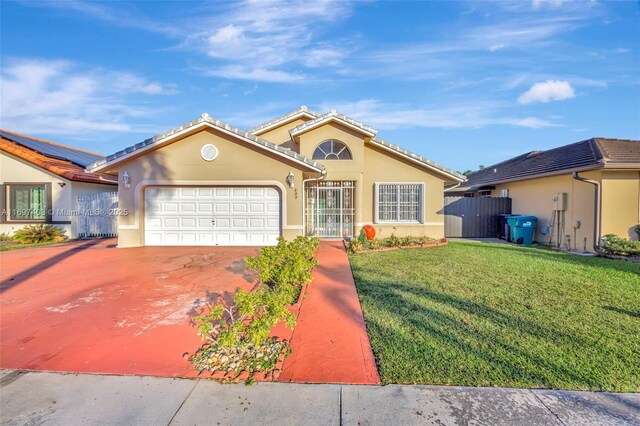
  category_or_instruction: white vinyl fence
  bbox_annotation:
[77,192,118,238]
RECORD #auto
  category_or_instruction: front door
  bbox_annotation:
[305,181,355,238]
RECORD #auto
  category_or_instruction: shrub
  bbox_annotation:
[193,288,296,347]
[368,238,383,250]
[347,238,363,253]
[190,236,320,378]
[386,233,401,248]
[601,234,640,257]
[349,234,441,253]
[244,236,319,304]
[0,232,12,242]
[400,236,412,247]
[12,225,67,244]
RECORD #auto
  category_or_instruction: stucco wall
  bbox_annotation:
[107,128,313,247]
[256,118,309,152]
[296,122,448,239]
[103,118,454,247]
[491,172,601,252]
[490,170,640,251]
[601,170,640,240]
[0,151,114,238]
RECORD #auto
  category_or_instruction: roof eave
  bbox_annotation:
[450,164,605,189]
[289,116,377,141]
[251,111,319,136]
[88,120,324,174]
[369,139,465,182]
[602,162,640,169]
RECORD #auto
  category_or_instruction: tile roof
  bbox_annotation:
[449,137,640,192]
[370,137,465,181]
[248,105,321,135]
[0,135,116,185]
[88,113,325,172]
[595,138,640,164]
[289,110,377,137]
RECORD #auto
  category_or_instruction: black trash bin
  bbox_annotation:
[497,214,515,240]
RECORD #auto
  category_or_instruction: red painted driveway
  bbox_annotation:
[0,239,258,378]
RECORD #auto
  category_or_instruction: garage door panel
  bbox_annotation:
[215,203,230,213]
[145,186,280,246]
[232,203,248,213]
[232,188,247,197]
[198,203,213,213]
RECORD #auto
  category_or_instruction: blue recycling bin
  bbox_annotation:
[506,216,538,245]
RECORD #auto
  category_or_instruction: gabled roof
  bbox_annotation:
[87,113,325,173]
[248,105,321,135]
[0,131,116,185]
[448,137,640,192]
[289,110,377,139]
[371,137,465,182]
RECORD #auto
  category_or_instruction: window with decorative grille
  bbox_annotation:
[375,183,424,223]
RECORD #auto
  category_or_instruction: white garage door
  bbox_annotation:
[144,186,280,246]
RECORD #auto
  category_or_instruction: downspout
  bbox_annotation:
[572,172,603,254]
[301,170,327,237]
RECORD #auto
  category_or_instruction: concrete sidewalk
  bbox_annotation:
[1,370,638,425]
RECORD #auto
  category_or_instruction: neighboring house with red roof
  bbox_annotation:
[0,130,117,238]
[446,138,640,252]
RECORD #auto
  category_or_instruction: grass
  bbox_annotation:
[349,241,640,391]
[0,240,72,251]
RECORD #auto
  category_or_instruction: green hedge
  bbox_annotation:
[601,234,640,257]
[348,231,441,253]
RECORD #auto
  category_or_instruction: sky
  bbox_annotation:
[1,0,639,172]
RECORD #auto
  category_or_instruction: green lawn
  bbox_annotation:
[349,241,640,391]
[0,240,72,252]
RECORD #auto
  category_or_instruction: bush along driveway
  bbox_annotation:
[188,237,320,382]
[349,241,640,392]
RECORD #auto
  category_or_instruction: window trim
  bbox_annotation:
[312,140,352,160]
[2,182,52,223]
[374,182,425,224]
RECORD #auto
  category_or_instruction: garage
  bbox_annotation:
[144,186,280,246]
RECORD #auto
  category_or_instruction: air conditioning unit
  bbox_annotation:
[551,193,567,211]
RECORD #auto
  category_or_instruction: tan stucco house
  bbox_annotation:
[87,106,464,247]
[1,130,117,238]
[447,138,640,252]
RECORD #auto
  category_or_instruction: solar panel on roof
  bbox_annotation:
[0,131,103,167]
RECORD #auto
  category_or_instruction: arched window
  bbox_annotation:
[312,140,352,160]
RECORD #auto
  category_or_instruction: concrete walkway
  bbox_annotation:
[1,371,638,425]
[278,241,380,384]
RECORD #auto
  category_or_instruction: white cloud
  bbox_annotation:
[0,58,176,135]
[532,0,569,10]
[517,80,575,104]
[205,65,306,83]
[303,47,346,68]
[188,0,353,81]
[319,99,559,130]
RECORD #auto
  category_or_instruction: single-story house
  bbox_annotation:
[446,138,640,252]
[86,106,464,247]
[0,130,117,238]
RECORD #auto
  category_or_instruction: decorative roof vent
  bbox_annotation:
[200,144,218,161]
